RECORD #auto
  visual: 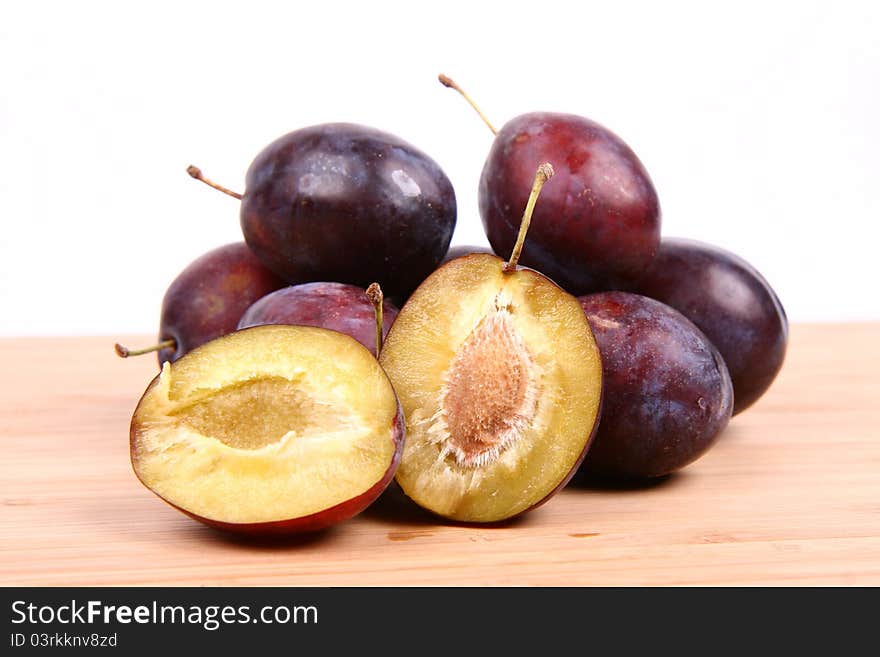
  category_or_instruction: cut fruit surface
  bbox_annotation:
[130,324,404,533]
[379,253,603,523]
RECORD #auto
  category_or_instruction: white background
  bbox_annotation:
[1,0,878,336]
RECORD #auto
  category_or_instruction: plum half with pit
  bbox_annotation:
[628,238,787,414]
[240,123,457,300]
[129,324,404,534]
[238,282,399,357]
[379,164,604,522]
[579,292,734,480]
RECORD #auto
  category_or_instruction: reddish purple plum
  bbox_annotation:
[116,242,286,366]
[629,238,787,414]
[579,292,733,480]
[155,243,285,365]
[480,113,661,293]
[240,123,456,300]
[238,282,399,357]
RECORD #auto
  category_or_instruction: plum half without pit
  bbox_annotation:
[130,324,404,535]
[379,163,603,523]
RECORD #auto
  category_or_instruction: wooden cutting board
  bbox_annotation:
[1,324,878,586]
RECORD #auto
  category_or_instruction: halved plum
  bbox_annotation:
[129,324,404,534]
[379,252,603,523]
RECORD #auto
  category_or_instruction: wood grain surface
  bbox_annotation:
[2,324,878,586]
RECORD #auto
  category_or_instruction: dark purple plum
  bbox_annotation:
[441,244,495,264]
[238,282,399,357]
[579,292,733,480]
[240,123,456,299]
[116,242,286,366]
[480,113,660,294]
[628,238,787,414]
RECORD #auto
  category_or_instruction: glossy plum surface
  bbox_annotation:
[629,238,787,414]
[157,242,285,365]
[480,112,660,294]
[579,292,733,479]
[238,282,399,357]
[240,123,456,299]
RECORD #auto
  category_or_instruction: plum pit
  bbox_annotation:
[440,307,539,468]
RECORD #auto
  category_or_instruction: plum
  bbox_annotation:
[579,291,733,479]
[629,238,787,414]
[130,325,404,534]
[379,164,603,522]
[239,123,456,300]
[238,282,399,357]
[439,75,660,293]
[115,242,285,366]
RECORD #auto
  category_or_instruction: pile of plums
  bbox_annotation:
[121,75,786,534]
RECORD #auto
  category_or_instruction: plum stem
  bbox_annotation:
[365,283,384,356]
[438,73,498,136]
[114,339,176,358]
[504,163,554,273]
[186,165,242,200]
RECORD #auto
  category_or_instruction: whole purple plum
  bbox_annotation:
[116,242,286,366]
[629,238,787,414]
[480,113,660,294]
[579,292,734,479]
[238,282,399,357]
[240,123,456,300]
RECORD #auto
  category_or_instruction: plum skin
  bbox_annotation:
[241,123,457,300]
[579,292,734,480]
[480,112,660,294]
[157,242,285,365]
[628,238,788,414]
[238,282,399,357]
